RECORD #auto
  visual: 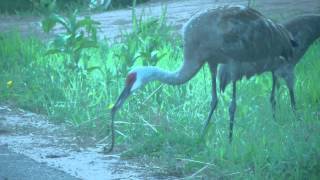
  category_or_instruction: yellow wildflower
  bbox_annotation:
[107,103,114,109]
[7,80,13,88]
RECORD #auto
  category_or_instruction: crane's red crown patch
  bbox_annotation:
[126,72,137,85]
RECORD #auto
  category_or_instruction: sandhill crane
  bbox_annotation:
[105,5,296,152]
[217,15,320,120]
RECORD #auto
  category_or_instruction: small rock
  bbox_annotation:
[45,153,69,159]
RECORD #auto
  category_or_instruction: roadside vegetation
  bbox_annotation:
[0,0,319,178]
[0,0,150,15]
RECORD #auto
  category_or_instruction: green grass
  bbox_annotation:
[0,18,319,179]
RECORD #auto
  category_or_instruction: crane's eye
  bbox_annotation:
[126,72,137,86]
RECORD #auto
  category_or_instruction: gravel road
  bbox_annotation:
[0,144,79,180]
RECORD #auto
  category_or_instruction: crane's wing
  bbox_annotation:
[217,6,294,62]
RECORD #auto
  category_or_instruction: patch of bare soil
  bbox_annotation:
[0,105,168,180]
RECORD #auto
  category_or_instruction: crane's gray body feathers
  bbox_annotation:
[217,14,320,122]
[286,15,320,64]
[218,15,320,92]
[183,6,294,64]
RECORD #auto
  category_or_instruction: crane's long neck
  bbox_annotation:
[285,15,320,64]
[145,58,204,85]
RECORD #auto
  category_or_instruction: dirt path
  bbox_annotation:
[0,144,79,180]
[0,0,319,40]
[0,105,167,180]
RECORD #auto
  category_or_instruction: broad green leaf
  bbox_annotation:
[41,17,57,33]
[52,14,71,33]
[86,66,101,73]
[74,39,98,52]
[52,35,68,48]
[76,17,100,29]
[45,48,64,55]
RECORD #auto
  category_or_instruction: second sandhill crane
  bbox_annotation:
[105,5,296,152]
[217,15,320,119]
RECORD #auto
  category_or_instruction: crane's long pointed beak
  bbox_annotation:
[112,85,131,113]
[107,85,131,153]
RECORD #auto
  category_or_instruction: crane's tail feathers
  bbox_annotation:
[290,39,299,47]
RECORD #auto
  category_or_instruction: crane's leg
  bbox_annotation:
[229,80,237,143]
[284,72,296,112]
[202,63,218,135]
[270,72,277,119]
[288,86,296,112]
